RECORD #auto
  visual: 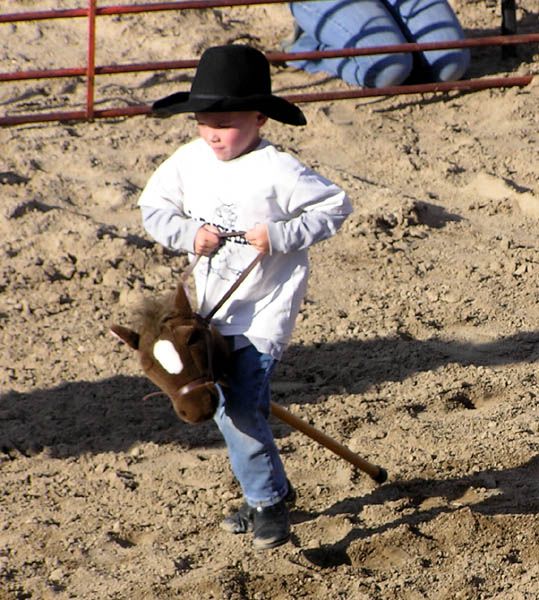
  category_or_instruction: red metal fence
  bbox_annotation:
[0,0,537,127]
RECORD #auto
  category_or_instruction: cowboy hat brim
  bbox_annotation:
[152,91,307,126]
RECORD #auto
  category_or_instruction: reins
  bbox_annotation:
[180,230,264,324]
[203,251,263,322]
[161,230,263,401]
[135,233,389,482]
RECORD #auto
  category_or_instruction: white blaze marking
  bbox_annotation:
[153,340,183,374]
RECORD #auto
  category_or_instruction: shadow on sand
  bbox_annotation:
[297,455,539,567]
[1,330,537,458]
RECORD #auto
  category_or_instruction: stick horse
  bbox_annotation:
[111,250,387,484]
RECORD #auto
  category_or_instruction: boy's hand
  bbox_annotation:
[194,224,221,256]
[245,224,270,254]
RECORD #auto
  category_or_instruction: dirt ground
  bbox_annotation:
[1,1,539,598]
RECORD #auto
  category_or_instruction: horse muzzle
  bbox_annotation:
[170,378,221,424]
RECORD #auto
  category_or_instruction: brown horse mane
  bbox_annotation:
[132,291,177,338]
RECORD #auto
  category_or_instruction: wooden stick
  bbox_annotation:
[270,401,388,484]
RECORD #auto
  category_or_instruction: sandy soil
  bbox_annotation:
[1,1,539,598]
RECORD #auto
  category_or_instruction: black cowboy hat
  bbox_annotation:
[152,44,306,126]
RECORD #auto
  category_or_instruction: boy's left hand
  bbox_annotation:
[245,224,270,254]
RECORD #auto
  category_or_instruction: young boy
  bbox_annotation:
[138,44,352,550]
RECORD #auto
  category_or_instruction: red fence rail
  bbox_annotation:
[0,0,537,127]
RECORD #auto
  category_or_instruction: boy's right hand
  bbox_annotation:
[194,224,221,256]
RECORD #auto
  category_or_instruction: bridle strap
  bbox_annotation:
[174,232,263,399]
[179,231,243,288]
[177,377,214,397]
[179,230,263,324]
[201,320,216,380]
[180,254,201,284]
[203,252,263,322]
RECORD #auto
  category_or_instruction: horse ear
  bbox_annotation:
[174,284,194,318]
[110,324,140,350]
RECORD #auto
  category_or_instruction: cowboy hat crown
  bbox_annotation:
[152,44,306,126]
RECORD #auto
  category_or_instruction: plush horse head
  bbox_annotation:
[110,284,229,424]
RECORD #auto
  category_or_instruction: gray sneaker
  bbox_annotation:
[252,499,290,551]
[220,502,254,534]
[220,480,296,535]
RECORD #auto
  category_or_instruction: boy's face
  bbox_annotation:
[195,111,267,161]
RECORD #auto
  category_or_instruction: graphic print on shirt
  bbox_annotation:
[208,201,253,285]
[215,202,237,233]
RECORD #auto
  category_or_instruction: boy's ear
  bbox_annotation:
[257,113,268,127]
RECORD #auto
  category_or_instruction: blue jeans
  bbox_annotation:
[289,0,470,87]
[214,344,288,508]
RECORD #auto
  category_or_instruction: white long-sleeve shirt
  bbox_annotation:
[138,137,352,358]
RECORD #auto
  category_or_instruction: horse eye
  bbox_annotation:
[187,329,202,345]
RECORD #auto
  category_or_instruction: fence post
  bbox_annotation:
[86,0,97,119]
[501,0,517,58]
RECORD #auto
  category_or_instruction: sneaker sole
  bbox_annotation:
[253,533,291,551]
